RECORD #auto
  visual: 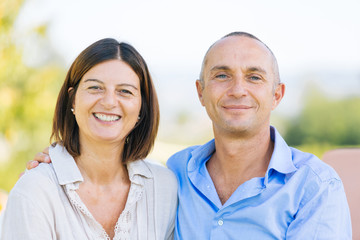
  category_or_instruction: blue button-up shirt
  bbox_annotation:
[167,127,351,239]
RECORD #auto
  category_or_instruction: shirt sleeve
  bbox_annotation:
[164,196,177,240]
[157,168,178,240]
[0,183,55,239]
[286,178,352,240]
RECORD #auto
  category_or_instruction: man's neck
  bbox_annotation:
[206,126,274,204]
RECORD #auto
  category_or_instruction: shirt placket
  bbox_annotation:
[209,179,266,239]
[65,183,109,239]
[113,182,144,240]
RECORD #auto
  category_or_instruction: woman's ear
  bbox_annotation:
[68,87,75,113]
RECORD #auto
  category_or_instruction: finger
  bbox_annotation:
[43,147,49,155]
[34,152,51,163]
[26,160,39,170]
[33,152,43,161]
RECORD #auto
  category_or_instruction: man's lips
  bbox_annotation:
[222,105,252,110]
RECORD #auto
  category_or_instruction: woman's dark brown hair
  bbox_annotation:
[51,38,159,163]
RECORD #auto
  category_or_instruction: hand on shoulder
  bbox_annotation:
[26,147,51,170]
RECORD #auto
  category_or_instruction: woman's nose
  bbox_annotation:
[101,91,117,108]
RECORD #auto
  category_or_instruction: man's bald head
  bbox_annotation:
[199,32,280,90]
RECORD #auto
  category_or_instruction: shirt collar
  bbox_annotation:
[187,139,215,173]
[50,144,153,186]
[266,126,297,178]
[49,144,83,185]
[187,126,297,181]
[127,159,153,185]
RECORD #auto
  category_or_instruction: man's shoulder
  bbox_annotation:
[166,145,200,172]
[290,147,340,182]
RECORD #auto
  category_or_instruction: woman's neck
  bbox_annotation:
[75,137,128,185]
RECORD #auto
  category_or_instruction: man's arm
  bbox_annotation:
[26,148,51,170]
[286,178,352,239]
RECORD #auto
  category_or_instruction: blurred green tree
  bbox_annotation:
[285,86,360,146]
[0,0,65,191]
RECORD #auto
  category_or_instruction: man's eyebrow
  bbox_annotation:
[210,65,231,72]
[246,66,267,74]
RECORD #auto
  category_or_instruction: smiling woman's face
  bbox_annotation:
[71,59,141,146]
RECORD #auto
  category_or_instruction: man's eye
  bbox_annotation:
[249,76,261,81]
[215,74,228,79]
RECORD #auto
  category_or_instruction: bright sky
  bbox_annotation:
[13,0,360,120]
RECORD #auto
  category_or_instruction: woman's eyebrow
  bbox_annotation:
[84,79,103,84]
[117,83,138,90]
[84,79,138,90]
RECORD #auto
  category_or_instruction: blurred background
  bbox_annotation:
[0,0,360,203]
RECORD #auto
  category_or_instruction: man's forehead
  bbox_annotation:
[207,36,271,59]
[204,37,272,68]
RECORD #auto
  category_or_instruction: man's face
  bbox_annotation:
[196,36,284,137]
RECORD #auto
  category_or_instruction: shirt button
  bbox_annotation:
[218,219,224,226]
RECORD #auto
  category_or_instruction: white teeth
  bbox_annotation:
[94,113,120,122]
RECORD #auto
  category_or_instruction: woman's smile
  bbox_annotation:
[93,113,121,122]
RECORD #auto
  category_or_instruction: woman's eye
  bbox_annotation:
[88,86,101,90]
[119,89,133,95]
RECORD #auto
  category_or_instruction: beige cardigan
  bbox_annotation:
[1,144,178,239]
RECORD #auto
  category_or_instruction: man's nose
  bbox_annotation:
[227,77,247,97]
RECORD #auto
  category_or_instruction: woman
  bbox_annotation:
[1,38,177,239]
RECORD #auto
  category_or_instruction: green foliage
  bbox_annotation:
[284,86,360,146]
[0,0,65,192]
[293,143,338,159]
[1,0,359,194]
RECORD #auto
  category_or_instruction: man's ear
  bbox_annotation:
[196,80,205,106]
[272,83,285,110]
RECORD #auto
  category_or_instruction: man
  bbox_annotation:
[27,32,351,239]
[166,32,351,239]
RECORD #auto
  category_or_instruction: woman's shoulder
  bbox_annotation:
[2,164,63,238]
[10,163,58,199]
[143,160,176,182]
[132,159,178,193]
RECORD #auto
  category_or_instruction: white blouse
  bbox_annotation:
[1,144,178,240]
